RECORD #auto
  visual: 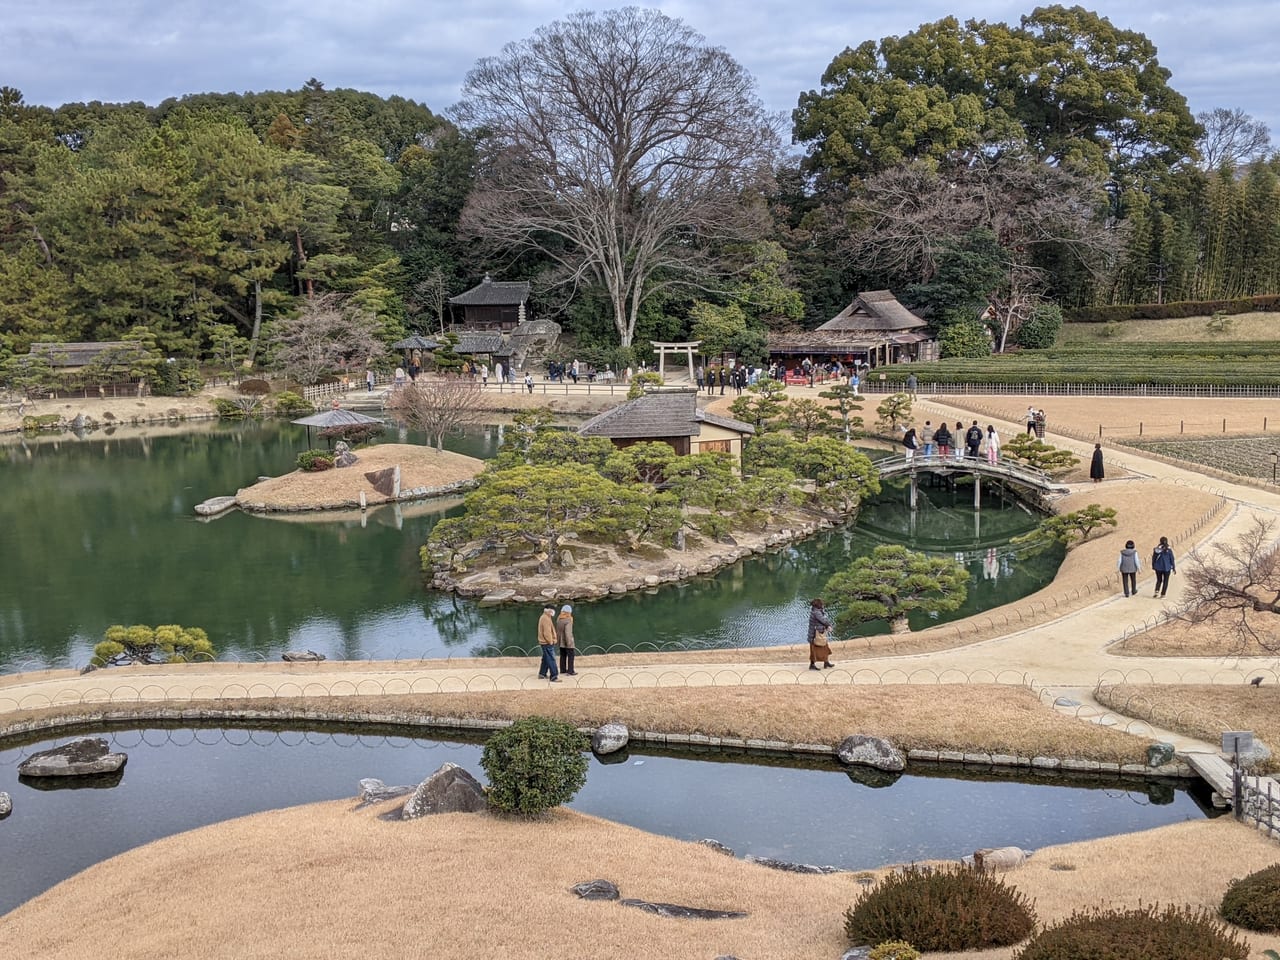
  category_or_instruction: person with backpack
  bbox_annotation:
[1151,536,1176,598]
[965,421,983,459]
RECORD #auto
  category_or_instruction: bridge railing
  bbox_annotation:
[874,453,1055,486]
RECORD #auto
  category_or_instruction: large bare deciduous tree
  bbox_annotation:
[1182,515,1280,651]
[1196,108,1273,171]
[388,378,487,450]
[266,293,385,386]
[454,8,780,347]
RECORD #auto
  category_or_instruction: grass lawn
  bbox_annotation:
[1059,311,1280,343]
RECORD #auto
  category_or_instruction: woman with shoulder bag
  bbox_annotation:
[808,598,834,670]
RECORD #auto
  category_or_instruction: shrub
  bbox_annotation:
[1013,903,1249,959]
[92,623,214,667]
[480,716,589,817]
[869,941,919,960]
[238,378,271,395]
[845,864,1035,951]
[273,391,314,418]
[320,422,384,446]
[296,449,335,472]
[938,319,992,358]
[212,397,264,420]
[626,371,664,399]
[1016,304,1063,349]
[1222,863,1280,932]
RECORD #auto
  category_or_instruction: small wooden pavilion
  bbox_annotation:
[577,387,754,463]
[447,275,530,331]
[767,290,937,368]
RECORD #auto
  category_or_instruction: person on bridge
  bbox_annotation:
[921,421,935,458]
[902,426,918,461]
[965,421,983,459]
[985,425,1001,464]
[934,422,952,458]
[1151,537,1176,598]
[953,422,965,460]
[537,606,560,681]
[1117,541,1142,598]
[807,598,834,670]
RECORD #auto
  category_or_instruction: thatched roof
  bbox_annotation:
[818,290,925,333]
[28,341,147,367]
[578,389,754,440]
[454,332,506,355]
[448,275,530,307]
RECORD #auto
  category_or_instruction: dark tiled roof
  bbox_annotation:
[818,290,925,333]
[578,390,754,440]
[391,335,440,350]
[28,341,147,367]
[448,275,530,306]
[454,332,505,355]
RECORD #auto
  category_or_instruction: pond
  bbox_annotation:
[0,420,1062,671]
[0,724,1211,918]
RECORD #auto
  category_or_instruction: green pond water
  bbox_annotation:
[0,420,1061,671]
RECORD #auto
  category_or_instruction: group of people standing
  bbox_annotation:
[536,604,577,681]
[903,420,1001,464]
[1117,536,1177,598]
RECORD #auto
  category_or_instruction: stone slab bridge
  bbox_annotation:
[874,454,1070,510]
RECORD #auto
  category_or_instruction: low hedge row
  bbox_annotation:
[1066,296,1280,323]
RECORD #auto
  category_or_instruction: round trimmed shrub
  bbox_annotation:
[273,391,314,418]
[845,864,1035,951]
[296,449,335,472]
[238,378,271,395]
[1013,903,1249,959]
[1222,863,1280,932]
[1016,304,1064,349]
[480,716,589,817]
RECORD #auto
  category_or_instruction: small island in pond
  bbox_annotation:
[234,444,485,513]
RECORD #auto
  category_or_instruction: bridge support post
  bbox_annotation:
[909,470,917,511]
[973,473,981,511]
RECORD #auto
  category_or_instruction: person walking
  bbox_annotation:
[921,421,935,458]
[808,598,834,670]
[537,606,560,681]
[718,366,727,395]
[1090,443,1105,483]
[965,420,983,459]
[1117,540,1141,598]
[1025,406,1037,435]
[906,373,918,398]
[1151,536,1176,598]
[365,368,375,392]
[902,426,918,462]
[985,424,1000,464]
[695,364,704,390]
[524,372,534,394]
[556,604,576,675]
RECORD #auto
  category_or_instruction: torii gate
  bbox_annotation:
[650,340,701,383]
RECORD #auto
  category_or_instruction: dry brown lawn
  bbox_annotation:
[237,443,483,510]
[1,684,1153,765]
[1096,683,1280,771]
[1,802,1276,960]
[1114,611,1280,657]
[1058,312,1280,343]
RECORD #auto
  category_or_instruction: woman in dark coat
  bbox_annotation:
[1090,443,1105,483]
[808,598,834,670]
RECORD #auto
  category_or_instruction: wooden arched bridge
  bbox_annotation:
[874,454,1070,510]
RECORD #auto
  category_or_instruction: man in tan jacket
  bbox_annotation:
[556,604,576,676]
[537,606,559,681]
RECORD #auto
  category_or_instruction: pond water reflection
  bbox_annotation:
[0,725,1210,918]
[0,420,1061,670]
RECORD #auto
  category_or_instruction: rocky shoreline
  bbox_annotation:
[429,514,842,604]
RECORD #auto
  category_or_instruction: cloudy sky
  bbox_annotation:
[5,1,1278,140]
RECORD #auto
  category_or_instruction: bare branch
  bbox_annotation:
[1181,515,1280,651]
[387,378,488,450]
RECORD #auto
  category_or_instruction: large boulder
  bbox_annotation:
[0,791,10,819]
[282,650,326,663]
[1146,742,1176,767]
[401,763,487,820]
[592,723,629,756]
[570,879,619,901]
[358,778,414,804]
[837,735,906,772]
[18,737,127,778]
[971,846,1032,871]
